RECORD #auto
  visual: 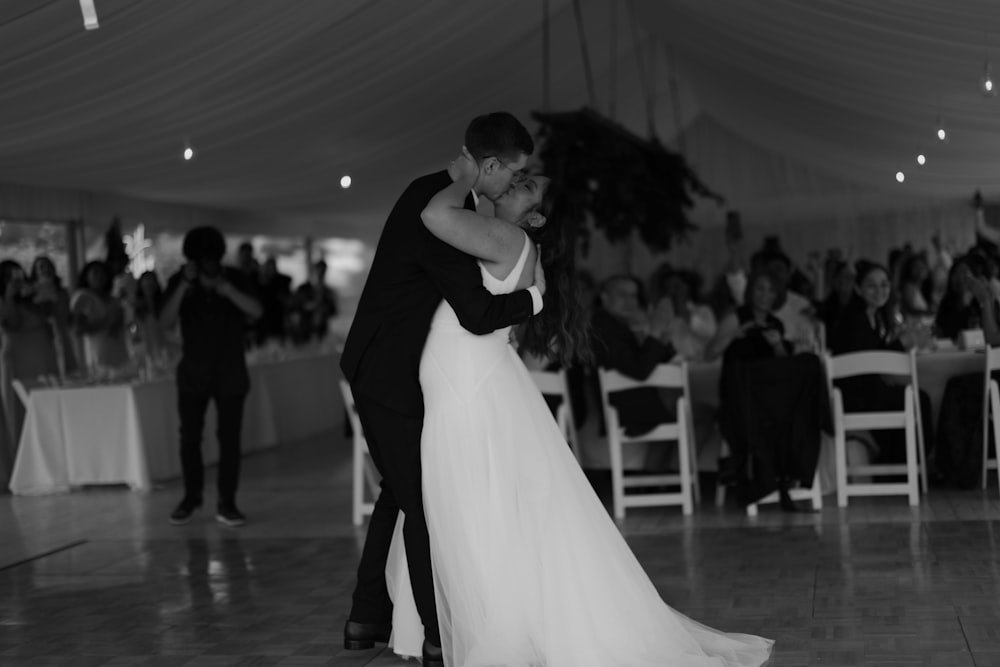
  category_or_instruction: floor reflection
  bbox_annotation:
[1,432,998,665]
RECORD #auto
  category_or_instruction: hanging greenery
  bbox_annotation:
[533,108,722,254]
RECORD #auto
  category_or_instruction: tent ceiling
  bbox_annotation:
[638,1,1000,202]
[0,1,996,238]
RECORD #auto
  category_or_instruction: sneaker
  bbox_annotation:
[216,504,247,527]
[169,499,201,525]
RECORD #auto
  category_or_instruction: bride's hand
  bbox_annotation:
[533,245,546,297]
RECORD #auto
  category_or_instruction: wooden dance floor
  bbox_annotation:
[1,428,999,667]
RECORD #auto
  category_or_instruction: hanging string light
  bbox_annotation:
[983,32,996,96]
[895,171,905,183]
[917,153,926,166]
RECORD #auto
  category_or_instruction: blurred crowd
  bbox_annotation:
[0,240,339,459]
[525,202,1000,501]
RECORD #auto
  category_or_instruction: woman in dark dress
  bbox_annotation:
[934,254,988,342]
[935,253,1000,487]
[716,270,821,510]
[830,261,934,466]
[819,260,855,338]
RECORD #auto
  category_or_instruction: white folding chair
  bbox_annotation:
[11,379,30,407]
[982,346,1000,492]
[339,380,382,526]
[529,368,581,462]
[826,350,924,507]
[717,360,824,517]
[597,363,698,519]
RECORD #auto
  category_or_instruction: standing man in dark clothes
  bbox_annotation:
[161,226,262,527]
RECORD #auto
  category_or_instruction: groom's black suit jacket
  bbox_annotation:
[341,170,535,417]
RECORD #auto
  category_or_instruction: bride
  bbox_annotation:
[384,154,774,667]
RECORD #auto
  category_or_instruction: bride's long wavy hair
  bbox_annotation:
[517,196,593,368]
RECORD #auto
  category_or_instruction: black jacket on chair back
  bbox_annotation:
[340,170,535,417]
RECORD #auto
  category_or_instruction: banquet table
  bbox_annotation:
[914,348,984,423]
[9,351,343,495]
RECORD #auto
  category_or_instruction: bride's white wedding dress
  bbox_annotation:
[385,234,773,666]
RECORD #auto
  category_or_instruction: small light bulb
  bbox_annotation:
[917,154,926,165]
[340,175,352,189]
[937,128,946,141]
[896,171,905,183]
[183,147,194,161]
[986,78,994,93]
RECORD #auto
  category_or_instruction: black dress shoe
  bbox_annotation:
[422,639,444,667]
[343,620,391,650]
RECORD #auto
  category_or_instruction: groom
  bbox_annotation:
[340,112,545,666]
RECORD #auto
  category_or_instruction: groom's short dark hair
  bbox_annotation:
[465,112,534,163]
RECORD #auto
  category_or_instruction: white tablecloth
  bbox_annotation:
[9,352,342,495]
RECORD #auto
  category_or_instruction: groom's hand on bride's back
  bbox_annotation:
[533,246,546,297]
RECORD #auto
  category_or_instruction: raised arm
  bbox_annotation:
[421,158,523,263]
[419,235,541,336]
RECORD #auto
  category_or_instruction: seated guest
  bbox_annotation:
[830,260,934,470]
[934,254,988,341]
[936,269,1000,487]
[819,260,855,340]
[706,269,791,362]
[591,275,675,437]
[898,252,933,317]
[650,266,717,362]
[714,237,818,349]
[71,260,129,371]
[759,250,818,352]
[715,269,827,509]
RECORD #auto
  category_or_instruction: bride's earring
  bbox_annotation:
[525,212,546,229]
